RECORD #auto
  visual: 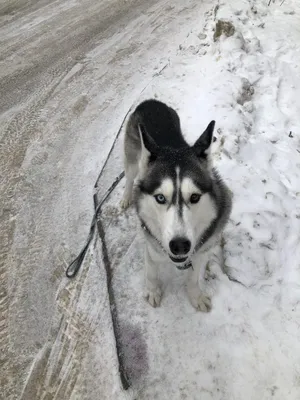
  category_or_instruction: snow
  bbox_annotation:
[97,1,300,398]
[2,0,300,399]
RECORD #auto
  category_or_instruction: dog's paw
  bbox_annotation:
[144,287,162,308]
[187,290,212,312]
[120,195,131,209]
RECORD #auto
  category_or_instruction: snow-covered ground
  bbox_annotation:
[1,0,300,399]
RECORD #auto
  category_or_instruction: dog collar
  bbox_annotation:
[175,260,193,270]
[140,221,193,270]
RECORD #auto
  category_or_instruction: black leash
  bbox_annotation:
[64,109,131,390]
[66,171,125,278]
[66,104,133,278]
[65,169,131,390]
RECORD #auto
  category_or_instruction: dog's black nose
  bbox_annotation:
[169,237,191,256]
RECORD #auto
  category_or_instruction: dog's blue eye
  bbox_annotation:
[190,193,201,204]
[154,194,166,204]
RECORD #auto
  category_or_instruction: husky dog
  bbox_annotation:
[121,99,232,311]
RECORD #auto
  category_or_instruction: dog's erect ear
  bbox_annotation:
[138,124,159,162]
[193,120,215,159]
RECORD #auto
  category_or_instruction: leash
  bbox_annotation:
[66,171,125,278]
[65,104,133,278]
[64,107,132,390]
[65,169,130,391]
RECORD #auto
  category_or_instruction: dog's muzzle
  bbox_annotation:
[140,221,193,270]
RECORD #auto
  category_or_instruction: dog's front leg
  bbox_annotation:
[144,243,162,308]
[186,251,212,312]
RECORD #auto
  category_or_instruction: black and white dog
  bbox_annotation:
[121,99,232,311]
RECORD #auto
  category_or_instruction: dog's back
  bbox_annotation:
[133,99,186,148]
[124,100,187,165]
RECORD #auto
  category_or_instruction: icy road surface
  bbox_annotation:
[1,0,300,399]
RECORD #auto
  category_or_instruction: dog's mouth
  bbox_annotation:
[169,255,192,270]
[169,255,188,263]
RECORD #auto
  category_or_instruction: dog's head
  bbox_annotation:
[135,121,218,266]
